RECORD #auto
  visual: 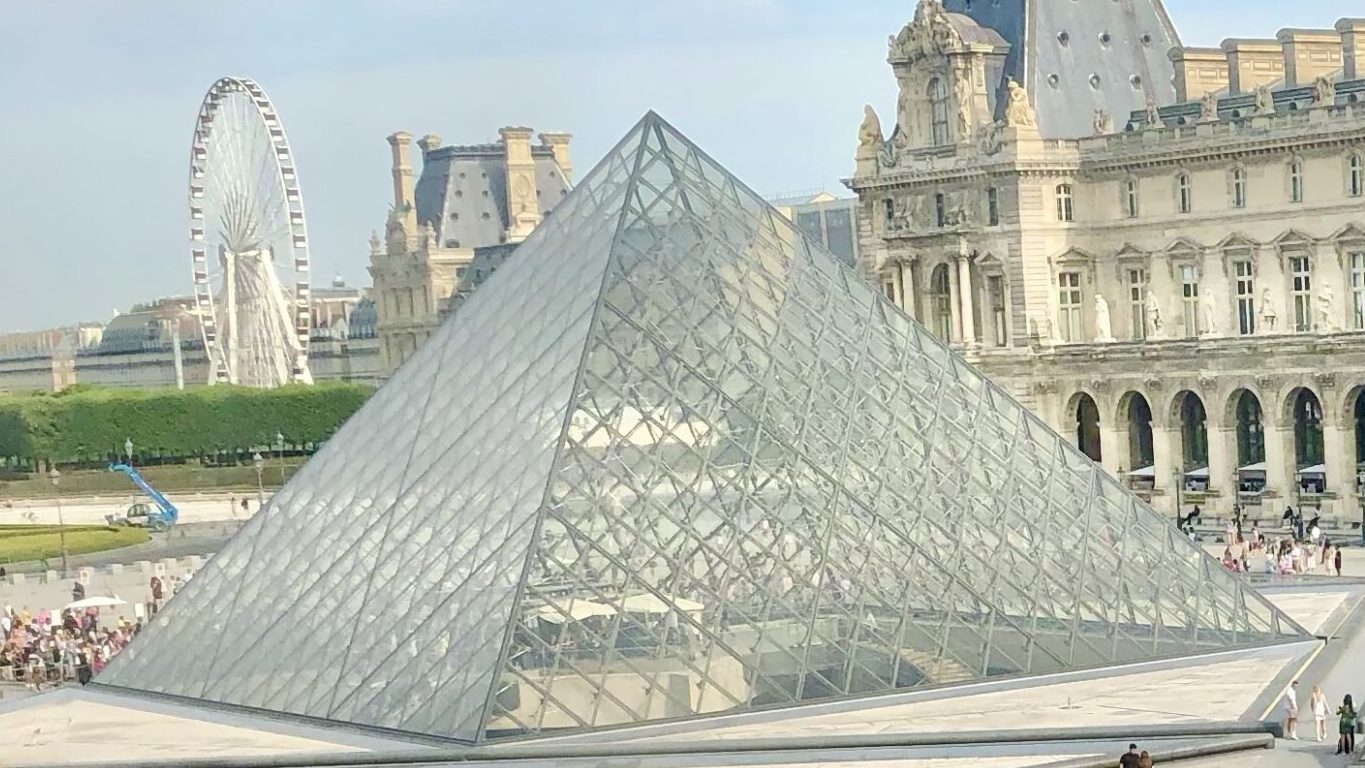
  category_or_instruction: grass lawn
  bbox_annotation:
[0,461,303,499]
[0,524,150,565]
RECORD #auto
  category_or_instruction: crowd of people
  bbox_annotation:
[0,573,189,691]
[1210,504,1345,576]
[0,601,141,689]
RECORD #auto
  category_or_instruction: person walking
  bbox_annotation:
[1312,684,1330,741]
[1338,694,1357,755]
[1335,546,1344,576]
[1283,680,1300,739]
[1137,751,1152,768]
[1118,743,1141,768]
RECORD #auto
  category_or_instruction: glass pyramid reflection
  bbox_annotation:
[97,112,1310,743]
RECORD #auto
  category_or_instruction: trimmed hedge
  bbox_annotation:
[0,384,372,463]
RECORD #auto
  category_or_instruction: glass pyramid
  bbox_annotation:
[98,112,1309,743]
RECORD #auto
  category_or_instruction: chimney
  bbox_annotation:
[1277,28,1343,87]
[1340,19,1365,81]
[539,132,573,183]
[386,131,417,237]
[1220,38,1285,94]
[1169,47,1229,102]
[417,133,443,156]
[499,127,540,243]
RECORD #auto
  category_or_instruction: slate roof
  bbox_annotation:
[943,0,1182,138]
[414,144,571,249]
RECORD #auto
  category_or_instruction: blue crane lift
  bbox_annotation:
[107,463,179,532]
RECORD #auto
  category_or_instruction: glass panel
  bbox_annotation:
[98,113,1312,745]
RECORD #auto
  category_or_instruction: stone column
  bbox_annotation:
[900,259,918,321]
[1207,425,1235,519]
[947,260,963,342]
[1323,405,1351,525]
[1097,416,1122,477]
[1151,410,1180,519]
[956,253,976,345]
[1264,415,1293,517]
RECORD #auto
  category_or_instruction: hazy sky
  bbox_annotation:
[0,0,1353,333]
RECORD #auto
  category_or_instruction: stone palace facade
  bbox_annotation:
[850,1,1365,526]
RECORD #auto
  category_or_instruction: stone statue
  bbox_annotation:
[1143,98,1164,130]
[1199,91,1219,123]
[1200,293,1218,337]
[1316,286,1336,332]
[1093,294,1115,342]
[368,230,381,255]
[895,73,915,142]
[954,70,974,139]
[1260,288,1278,332]
[1312,75,1336,107]
[1145,293,1164,339]
[1004,78,1036,129]
[976,121,1004,155]
[858,105,883,151]
[1092,109,1113,136]
[1254,84,1276,115]
[424,220,438,250]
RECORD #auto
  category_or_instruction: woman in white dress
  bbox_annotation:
[1312,684,1330,741]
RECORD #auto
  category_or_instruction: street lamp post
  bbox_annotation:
[253,452,265,508]
[274,430,286,486]
[49,467,68,575]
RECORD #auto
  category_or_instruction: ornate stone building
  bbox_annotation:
[369,127,572,377]
[850,1,1365,526]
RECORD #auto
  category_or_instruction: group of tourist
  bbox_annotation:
[1282,680,1359,754]
[0,602,141,689]
[1213,504,1344,576]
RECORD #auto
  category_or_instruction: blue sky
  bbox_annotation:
[0,0,1354,332]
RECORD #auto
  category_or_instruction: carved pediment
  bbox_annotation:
[1164,237,1204,261]
[1115,243,1148,262]
[1331,223,1365,246]
[1216,232,1257,252]
[1052,247,1096,268]
[1273,229,1316,253]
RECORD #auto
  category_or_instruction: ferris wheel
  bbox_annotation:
[189,76,312,388]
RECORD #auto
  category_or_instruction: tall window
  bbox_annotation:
[1290,255,1313,332]
[883,198,895,228]
[1179,265,1200,337]
[1055,184,1074,222]
[1351,153,1364,198]
[1177,172,1193,214]
[1124,178,1139,218]
[929,78,950,146]
[934,192,946,227]
[1235,261,1256,335]
[930,265,953,340]
[1127,268,1147,339]
[1058,272,1083,342]
[1231,167,1247,208]
[987,187,1000,226]
[1289,160,1304,203]
[988,275,1008,346]
[1352,252,1365,330]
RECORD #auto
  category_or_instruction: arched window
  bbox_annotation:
[1177,172,1193,214]
[1231,167,1247,209]
[930,264,953,340]
[929,78,950,146]
[1055,184,1074,222]
[1350,153,1364,198]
